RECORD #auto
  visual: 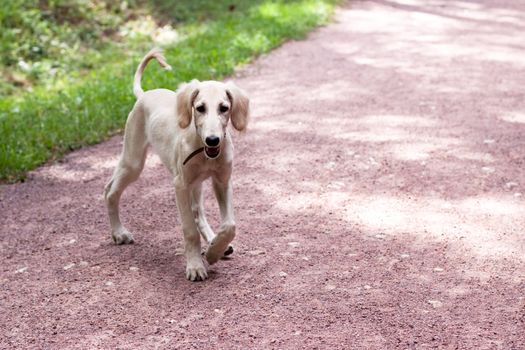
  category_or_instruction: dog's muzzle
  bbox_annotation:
[204,146,220,159]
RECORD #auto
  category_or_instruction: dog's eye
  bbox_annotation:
[196,105,206,113]
[219,105,229,113]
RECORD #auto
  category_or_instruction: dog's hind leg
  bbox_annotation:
[104,105,147,244]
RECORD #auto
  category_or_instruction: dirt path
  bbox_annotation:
[2,1,525,348]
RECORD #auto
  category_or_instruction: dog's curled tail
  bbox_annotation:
[133,48,172,98]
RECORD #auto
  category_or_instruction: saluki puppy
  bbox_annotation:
[104,48,249,281]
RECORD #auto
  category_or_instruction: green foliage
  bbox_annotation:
[0,0,338,181]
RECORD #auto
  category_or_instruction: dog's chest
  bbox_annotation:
[184,159,224,186]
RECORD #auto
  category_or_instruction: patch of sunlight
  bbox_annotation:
[451,150,494,162]
[499,112,525,124]
[257,1,330,21]
[458,196,523,216]
[154,25,180,46]
[349,194,525,259]
[335,129,409,143]
[119,16,158,39]
[358,114,436,128]
[40,152,163,182]
[451,1,483,11]
[395,0,426,6]
[233,32,271,53]
[254,119,309,133]
[307,80,371,100]
[390,142,434,161]
[119,16,180,46]
[275,191,350,212]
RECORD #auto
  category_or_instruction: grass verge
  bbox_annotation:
[0,0,338,182]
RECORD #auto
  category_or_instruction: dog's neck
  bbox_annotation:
[182,147,205,165]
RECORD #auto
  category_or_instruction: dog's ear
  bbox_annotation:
[225,81,250,132]
[176,80,200,128]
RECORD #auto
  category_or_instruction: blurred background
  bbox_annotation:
[0,0,338,182]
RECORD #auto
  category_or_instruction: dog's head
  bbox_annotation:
[177,80,249,159]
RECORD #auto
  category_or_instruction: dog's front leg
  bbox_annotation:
[175,184,207,281]
[206,178,236,265]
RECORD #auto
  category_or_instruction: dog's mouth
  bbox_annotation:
[204,146,220,159]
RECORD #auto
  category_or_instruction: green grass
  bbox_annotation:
[0,0,338,182]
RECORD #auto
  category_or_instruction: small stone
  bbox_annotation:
[400,254,410,259]
[68,239,76,244]
[481,166,495,174]
[505,182,518,190]
[214,308,224,314]
[325,161,336,170]
[433,267,444,272]
[79,261,88,267]
[278,271,288,277]
[514,192,522,198]
[105,281,114,286]
[325,284,336,291]
[248,249,266,255]
[363,285,372,290]
[287,242,300,248]
[63,263,75,270]
[129,266,139,271]
[374,233,386,239]
[302,256,310,261]
[483,139,495,144]
[327,181,345,190]
[428,300,443,308]
[16,266,28,273]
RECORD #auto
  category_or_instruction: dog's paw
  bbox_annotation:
[206,225,235,265]
[112,227,135,245]
[186,259,208,281]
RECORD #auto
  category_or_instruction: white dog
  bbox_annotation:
[104,48,249,281]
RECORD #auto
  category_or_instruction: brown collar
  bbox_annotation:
[182,147,204,165]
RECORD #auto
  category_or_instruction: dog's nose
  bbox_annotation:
[205,135,220,147]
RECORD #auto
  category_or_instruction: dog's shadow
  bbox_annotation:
[106,235,235,289]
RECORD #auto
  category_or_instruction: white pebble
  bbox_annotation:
[63,263,75,270]
[278,271,288,277]
[248,249,266,255]
[433,267,444,272]
[481,166,495,174]
[16,266,28,273]
[129,266,139,271]
[325,284,336,291]
[105,281,114,286]
[428,300,443,308]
